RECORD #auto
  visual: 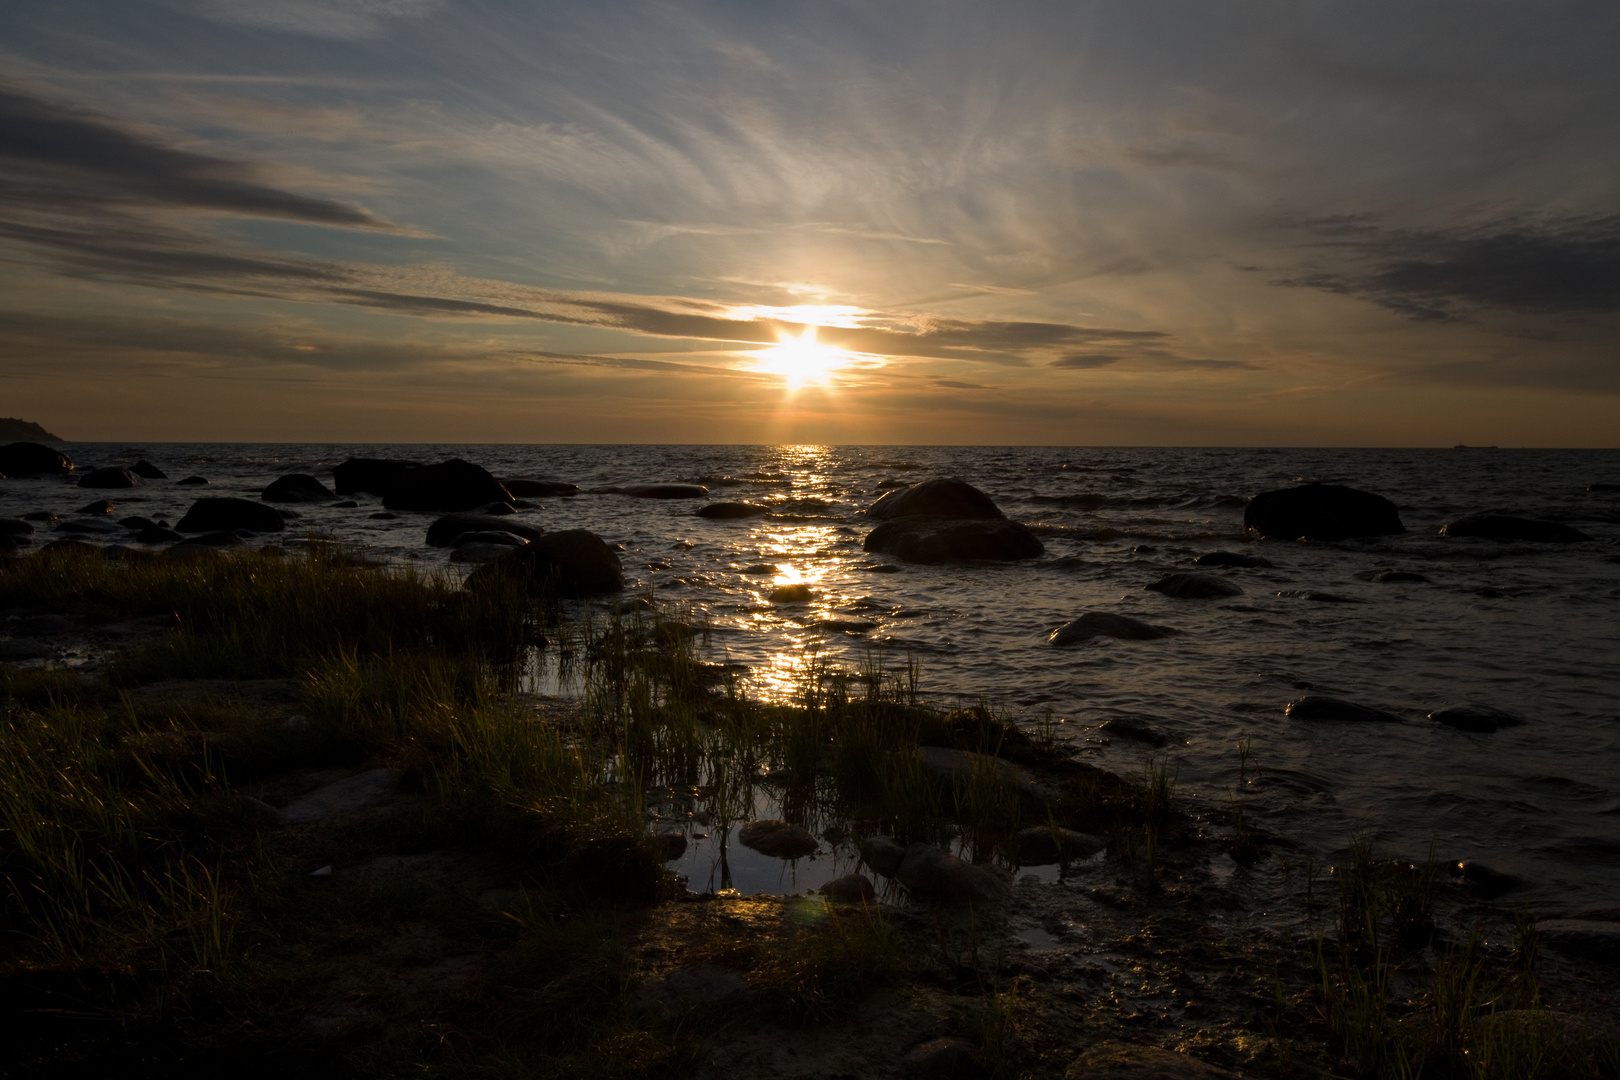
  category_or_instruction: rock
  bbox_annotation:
[0,519,34,536]
[737,820,819,858]
[1049,612,1178,645]
[1449,861,1522,899]
[333,500,357,509]
[653,831,687,861]
[1429,705,1525,733]
[1276,589,1361,603]
[277,768,406,824]
[1286,696,1402,723]
[131,459,167,479]
[767,583,815,603]
[0,442,73,476]
[500,478,578,497]
[896,843,1009,906]
[0,639,52,661]
[426,512,544,548]
[136,526,184,544]
[39,539,102,555]
[902,1036,982,1078]
[58,520,118,535]
[0,535,18,554]
[176,475,208,486]
[174,530,246,547]
[76,500,115,515]
[864,518,1044,564]
[451,543,518,563]
[369,512,399,520]
[646,965,750,1007]
[1145,573,1243,599]
[77,466,142,489]
[467,528,624,597]
[262,473,336,503]
[451,530,529,548]
[740,563,778,574]
[1373,570,1430,583]
[118,516,157,530]
[383,459,510,512]
[620,483,709,499]
[1247,483,1407,542]
[1014,826,1105,866]
[333,457,418,496]
[22,512,57,521]
[1536,919,1620,963]
[1440,514,1591,543]
[867,477,1003,521]
[176,497,286,533]
[696,501,770,519]
[1064,1040,1239,1079]
[1098,718,1168,747]
[1590,482,1620,493]
[474,501,516,516]
[914,746,1048,802]
[860,836,908,877]
[821,874,877,903]
[1194,550,1274,568]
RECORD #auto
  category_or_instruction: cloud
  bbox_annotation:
[188,0,443,40]
[1052,353,1121,369]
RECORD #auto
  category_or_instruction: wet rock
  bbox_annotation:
[426,512,544,547]
[1244,482,1405,541]
[501,478,578,497]
[22,512,57,522]
[1449,861,1522,899]
[621,483,709,499]
[1429,705,1525,733]
[332,457,418,496]
[1286,696,1402,723]
[1194,550,1274,568]
[176,530,247,547]
[1098,718,1168,747]
[860,836,908,877]
[176,497,286,533]
[1049,612,1178,645]
[1014,826,1104,866]
[1373,570,1430,583]
[0,442,73,476]
[1276,589,1361,603]
[896,843,1009,906]
[915,746,1049,802]
[176,475,209,486]
[653,831,687,860]
[1590,482,1620,493]
[474,501,515,516]
[737,820,819,858]
[59,520,118,535]
[78,466,142,489]
[0,519,33,536]
[0,639,52,661]
[741,563,778,574]
[262,473,336,503]
[696,501,769,519]
[131,459,167,479]
[76,500,115,515]
[767,583,815,603]
[333,500,357,509]
[1064,1040,1238,1079]
[383,458,511,512]
[118,516,157,530]
[452,530,529,548]
[451,543,519,563]
[867,477,1003,521]
[821,873,877,903]
[902,1036,982,1078]
[0,535,20,554]
[864,517,1043,564]
[1536,919,1620,963]
[468,529,624,597]
[369,512,399,520]
[1145,573,1243,599]
[136,526,185,544]
[1440,514,1591,543]
[277,768,405,824]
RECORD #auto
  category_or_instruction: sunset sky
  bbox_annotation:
[2,1,1616,445]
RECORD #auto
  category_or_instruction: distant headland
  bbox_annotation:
[0,418,61,442]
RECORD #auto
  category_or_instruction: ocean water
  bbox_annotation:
[5,444,1619,912]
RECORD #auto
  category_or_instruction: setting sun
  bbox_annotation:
[752,325,851,389]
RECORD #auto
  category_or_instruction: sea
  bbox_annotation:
[5,444,1619,914]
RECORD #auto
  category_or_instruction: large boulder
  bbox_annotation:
[426,513,544,548]
[895,843,1009,906]
[864,518,1043,564]
[1049,612,1178,645]
[131,459,167,479]
[262,473,335,503]
[501,478,578,497]
[1145,573,1243,599]
[621,483,709,499]
[1440,514,1590,543]
[0,442,72,476]
[737,820,819,858]
[382,459,511,512]
[866,477,1003,521]
[467,528,623,597]
[1244,483,1405,541]
[1428,705,1525,733]
[175,497,286,534]
[332,457,419,496]
[77,466,141,489]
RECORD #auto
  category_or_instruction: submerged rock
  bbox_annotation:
[621,483,709,499]
[0,518,35,536]
[1440,514,1591,543]
[500,478,578,497]
[696,501,770,519]
[1276,589,1362,603]
[76,500,115,515]
[332,457,418,496]
[1194,550,1275,568]
[821,873,877,903]
[1244,483,1405,541]
[467,529,624,597]
[767,582,815,603]
[914,746,1048,802]
[866,477,1003,521]
[1372,570,1431,584]
[262,473,336,503]
[426,512,544,547]
[1064,1041,1239,1079]
[176,497,285,534]
[1536,919,1620,964]
[1098,718,1169,747]
[1049,611,1178,645]
[1145,573,1243,599]
[176,475,208,486]
[383,459,511,512]
[864,517,1043,564]
[1014,826,1104,866]
[737,820,818,858]
[895,843,1008,906]
[1449,861,1523,899]
[1429,705,1526,733]
[0,442,72,476]
[1286,696,1402,723]
[78,466,142,489]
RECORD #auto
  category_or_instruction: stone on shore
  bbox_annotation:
[1064,1041,1239,1079]
[1014,826,1105,865]
[1049,612,1178,645]
[1286,695,1402,723]
[176,497,286,534]
[895,843,1009,906]
[262,473,336,503]
[78,466,142,489]
[1145,573,1243,599]
[696,501,770,519]
[426,512,545,547]
[914,746,1049,802]
[0,442,73,476]
[821,874,878,903]
[1440,514,1591,543]
[860,836,908,877]
[1244,483,1405,541]
[333,457,418,496]
[467,528,623,597]
[737,820,818,858]
[866,477,1003,521]
[383,459,511,512]
[1429,704,1525,733]
[278,768,406,824]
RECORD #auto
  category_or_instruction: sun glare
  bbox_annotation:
[753,325,850,389]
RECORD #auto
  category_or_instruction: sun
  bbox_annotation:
[753,325,849,389]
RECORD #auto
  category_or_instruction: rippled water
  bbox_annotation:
[6,444,1619,911]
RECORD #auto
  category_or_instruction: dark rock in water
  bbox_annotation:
[1244,483,1405,541]
[1589,482,1620,493]
[896,843,1008,906]
[1286,696,1402,723]
[262,473,336,503]
[59,520,118,534]
[1536,919,1620,963]
[176,497,285,534]
[738,820,818,858]
[426,512,544,548]
[620,483,709,499]
[653,831,687,861]
[902,1036,980,1078]
[1131,545,1157,554]
[1276,589,1361,603]
[1064,1041,1239,1080]
[767,583,815,603]
[333,500,357,508]
[1449,861,1522,899]
[821,873,877,903]
[696,501,769,519]
[864,517,1043,564]
[78,466,141,489]
[0,639,53,661]
[1373,570,1430,583]
[475,501,515,516]
[0,518,34,536]
[118,516,157,530]
[333,457,417,496]
[914,747,1049,802]
[131,459,167,479]
[0,534,20,553]
[1478,586,1505,598]
[16,614,70,636]
[740,563,778,575]
[860,836,908,877]
[76,500,115,515]
[1014,826,1104,865]
[1145,573,1243,599]
[1049,612,1178,645]
[1195,550,1275,568]
[1099,718,1169,747]
[383,459,510,512]
[500,478,578,497]
[368,512,399,520]
[1440,514,1590,543]
[0,442,73,476]
[136,526,184,544]
[22,512,57,522]
[467,528,623,597]
[176,530,246,547]
[1429,705,1525,733]
[176,475,208,486]
[451,530,529,548]
[866,477,1003,521]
